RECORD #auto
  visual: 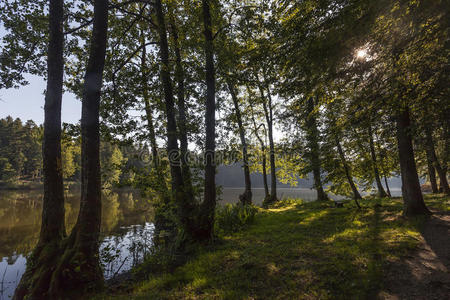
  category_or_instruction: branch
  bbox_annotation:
[64,20,94,35]
[112,41,158,76]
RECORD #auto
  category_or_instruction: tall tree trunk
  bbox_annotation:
[258,85,277,205]
[169,12,193,196]
[140,28,168,197]
[227,80,252,204]
[384,175,392,197]
[51,0,108,296]
[197,0,216,241]
[425,125,450,195]
[14,0,65,298]
[396,108,431,216]
[306,97,328,201]
[154,0,196,242]
[425,147,439,193]
[336,138,362,206]
[249,102,269,199]
[19,1,111,298]
[368,124,388,197]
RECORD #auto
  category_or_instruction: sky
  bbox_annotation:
[0,24,82,125]
[0,74,82,124]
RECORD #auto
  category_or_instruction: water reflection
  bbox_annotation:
[0,189,154,300]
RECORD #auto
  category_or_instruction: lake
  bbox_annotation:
[0,187,397,299]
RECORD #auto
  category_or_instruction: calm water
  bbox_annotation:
[0,189,154,300]
[0,187,389,299]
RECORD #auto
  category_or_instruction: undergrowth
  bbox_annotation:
[95,194,449,300]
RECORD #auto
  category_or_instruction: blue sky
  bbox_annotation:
[0,74,82,124]
[0,24,81,125]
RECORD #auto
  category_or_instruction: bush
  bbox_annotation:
[268,197,304,209]
[215,203,258,235]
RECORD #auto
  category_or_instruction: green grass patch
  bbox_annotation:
[96,194,449,300]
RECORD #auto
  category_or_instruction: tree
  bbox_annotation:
[197,0,217,241]
[227,80,252,205]
[14,0,66,297]
[48,0,109,296]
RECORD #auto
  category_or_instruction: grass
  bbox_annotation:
[96,194,449,300]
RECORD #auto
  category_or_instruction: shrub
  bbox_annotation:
[215,203,258,235]
[268,197,304,209]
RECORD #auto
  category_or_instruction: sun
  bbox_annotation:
[356,49,367,59]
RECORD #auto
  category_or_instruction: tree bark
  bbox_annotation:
[249,101,269,199]
[335,138,362,207]
[306,97,328,201]
[49,0,109,296]
[396,108,431,216]
[169,12,193,196]
[426,147,439,193]
[425,125,450,195]
[258,85,277,205]
[140,27,168,197]
[368,124,388,197]
[384,175,392,197]
[227,80,252,205]
[154,0,197,243]
[14,0,65,298]
[197,0,216,241]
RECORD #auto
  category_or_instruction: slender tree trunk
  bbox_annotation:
[155,0,197,243]
[425,125,450,195]
[14,1,65,298]
[196,0,216,241]
[169,12,193,196]
[19,1,110,298]
[140,28,168,197]
[368,124,388,197]
[249,102,269,199]
[306,97,328,201]
[51,0,108,296]
[426,147,439,193]
[258,85,277,205]
[384,175,392,197]
[336,138,362,206]
[396,108,430,216]
[227,80,252,204]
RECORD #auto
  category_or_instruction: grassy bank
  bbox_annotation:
[98,194,449,299]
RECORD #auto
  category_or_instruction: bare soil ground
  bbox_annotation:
[379,211,450,300]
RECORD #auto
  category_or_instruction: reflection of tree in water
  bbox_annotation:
[0,191,43,258]
[100,223,154,279]
[0,189,155,289]
[101,190,122,232]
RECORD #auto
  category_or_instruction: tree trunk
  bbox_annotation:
[306,97,328,201]
[336,138,362,207]
[258,85,277,206]
[249,102,269,199]
[197,0,216,241]
[227,80,252,205]
[426,147,439,193]
[24,1,110,298]
[154,0,196,243]
[14,0,65,298]
[368,124,388,197]
[169,12,193,197]
[384,175,392,197]
[140,28,168,197]
[396,108,431,216]
[425,125,450,195]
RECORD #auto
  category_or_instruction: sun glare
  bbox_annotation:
[356,49,367,59]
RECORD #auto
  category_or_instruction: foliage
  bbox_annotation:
[214,203,258,235]
[94,194,448,299]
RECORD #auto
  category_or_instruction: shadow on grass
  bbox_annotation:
[104,195,449,299]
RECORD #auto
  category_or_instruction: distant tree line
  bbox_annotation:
[0,116,150,188]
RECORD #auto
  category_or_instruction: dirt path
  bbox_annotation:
[379,211,450,299]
